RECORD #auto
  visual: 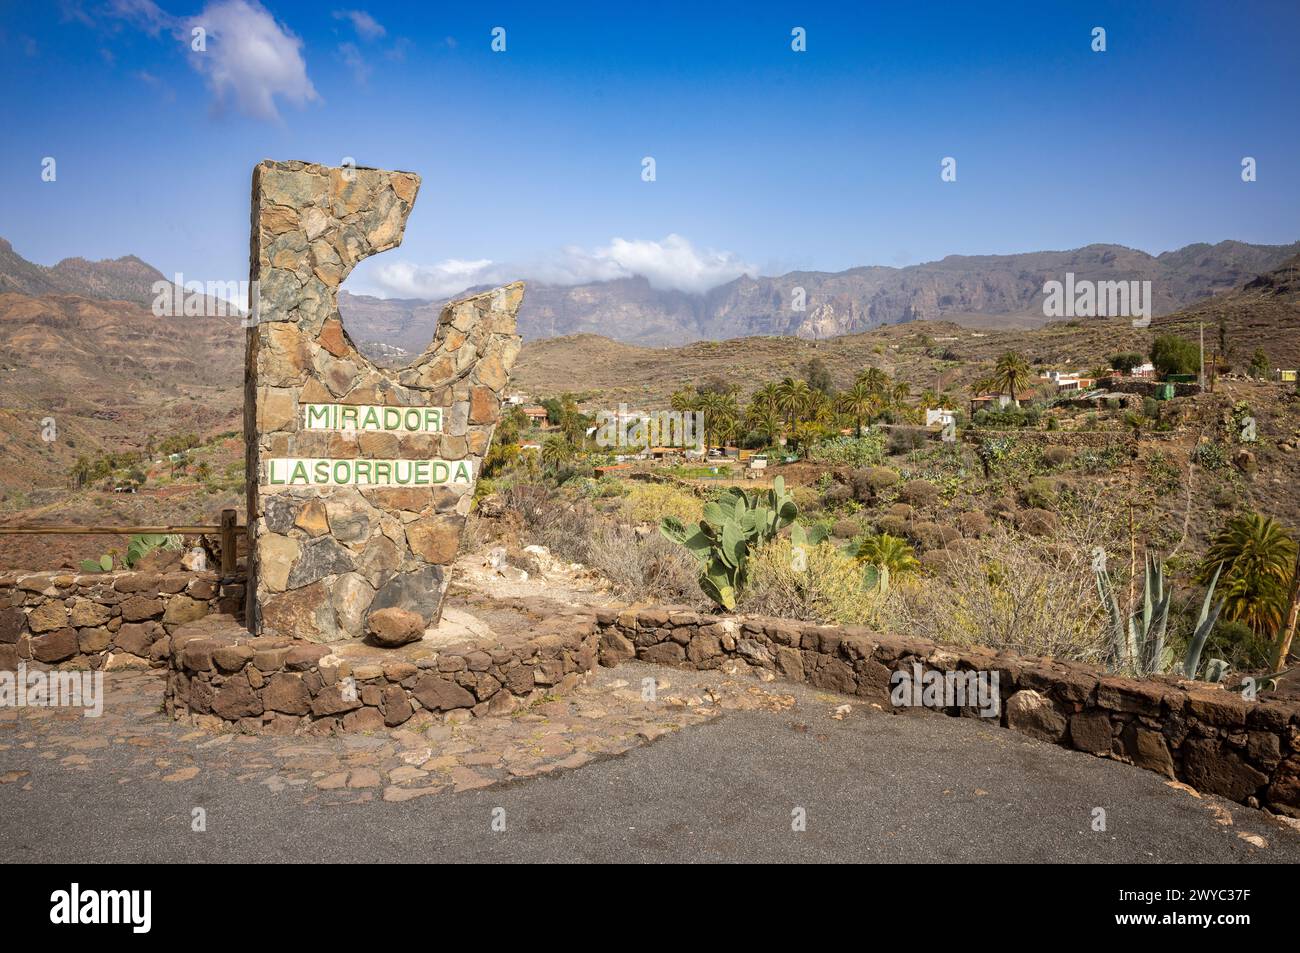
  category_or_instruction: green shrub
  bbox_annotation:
[807,433,887,467]
[1151,334,1199,376]
[625,482,703,525]
[1023,477,1058,510]
[1199,619,1273,671]
[1193,442,1227,470]
[886,428,929,454]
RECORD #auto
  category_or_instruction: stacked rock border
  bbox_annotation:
[0,570,244,671]
[164,612,599,735]
[594,607,1300,819]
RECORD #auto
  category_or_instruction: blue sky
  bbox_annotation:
[1,0,1298,299]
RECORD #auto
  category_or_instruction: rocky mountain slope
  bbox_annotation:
[0,238,168,306]
[338,240,1300,346]
[512,256,1300,407]
[0,237,1293,505]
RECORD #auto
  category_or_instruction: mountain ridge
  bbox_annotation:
[2,235,1296,349]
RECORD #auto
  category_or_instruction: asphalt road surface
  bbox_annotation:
[4,692,1297,863]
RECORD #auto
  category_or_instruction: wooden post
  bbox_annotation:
[220,509,237,576]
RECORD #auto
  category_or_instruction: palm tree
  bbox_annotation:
[70,455,92,489]
[775,377,813,431]
[750,381,780,415]
[836,380,877,436]
[855,533,921,576]
[890,381,912,407]
[983,351,1034,405]
[1200,513,1297,637]
[699,391,738,450]
[540,435,573,472]
[857,367,889,396]
[745,401,783,445]
[670,387,700,414]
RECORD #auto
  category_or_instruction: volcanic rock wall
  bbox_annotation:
[245,159,522,642]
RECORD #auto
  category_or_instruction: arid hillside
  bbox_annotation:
[513,258,1300,407]
[0,292,243,496]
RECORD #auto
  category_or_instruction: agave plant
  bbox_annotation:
[660,475,826,610]
[1182,562,1226,680]
[1097,551,1225,680]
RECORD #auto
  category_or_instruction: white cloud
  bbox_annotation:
[338,41,368,83]
[184,0,318,121]
[108,0,171,35]
[370,259,497,299]
[364,235,756,300]
[333,9,385,40]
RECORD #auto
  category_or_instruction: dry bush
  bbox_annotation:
[879,501,1124,663]
[1042,446,1074,468]
[1017,507,1059,536]
[501,482,707,607]
[912,521,959,550]
[740,538,878,625]
[874,514,910,538]
[831,518,862,539]
[899,479,939,509]
[822,484,854,506]
[621,481,703,525]
[956,511,991,538]
[850,466,899,501]
[886,502,914,520]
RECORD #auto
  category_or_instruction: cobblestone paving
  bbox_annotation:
[0,662,811,806]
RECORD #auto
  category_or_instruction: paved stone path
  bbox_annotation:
[4,662,1300,862]
[0,662,797,806]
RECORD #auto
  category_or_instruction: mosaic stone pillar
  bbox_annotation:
[245,160,522,641]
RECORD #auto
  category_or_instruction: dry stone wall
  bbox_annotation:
[246,160,522,642]
[164,612,599,734]
[0,570,243,671]
[594,607,1300,818]
[150,596,1300,817]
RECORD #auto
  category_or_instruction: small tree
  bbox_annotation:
[803,357,833,395]
[1248,348,1270,380]
[1150,334,1199,377]
[1109,352,1144,375]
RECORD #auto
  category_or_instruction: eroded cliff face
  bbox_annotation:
[337,241,1300,347]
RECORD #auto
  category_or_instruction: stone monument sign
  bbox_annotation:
[245,159,522,641]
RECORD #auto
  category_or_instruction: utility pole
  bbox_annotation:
[1276,547,1300,669]
[1199,321,1205,390]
